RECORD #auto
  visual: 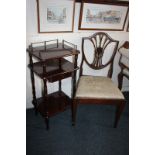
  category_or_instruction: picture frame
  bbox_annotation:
[37,0,75,33]
[79,0,129,31]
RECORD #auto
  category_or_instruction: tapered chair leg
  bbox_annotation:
[72,100,77,126]
[114,102,125,128]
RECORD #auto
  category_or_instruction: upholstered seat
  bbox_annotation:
[119,47,129,59]
[119,46,129,68]
[76,76,124,99]
[120,56,129,68]
[123,68,129,76]
[118,41,129,90]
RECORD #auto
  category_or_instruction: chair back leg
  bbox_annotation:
[114,102,125,128]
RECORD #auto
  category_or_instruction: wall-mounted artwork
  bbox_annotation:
[79,1,129,31]
[47,7,67,24]
[37,0,75,33]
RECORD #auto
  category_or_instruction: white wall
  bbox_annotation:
[26,0,129,108]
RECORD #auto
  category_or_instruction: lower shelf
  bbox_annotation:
[35,91,72,117]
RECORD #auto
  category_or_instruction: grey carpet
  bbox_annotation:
[26,92,129,155]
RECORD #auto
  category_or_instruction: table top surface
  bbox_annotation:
[27,43,80,61]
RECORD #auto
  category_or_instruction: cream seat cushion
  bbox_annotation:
[120,56,129,68]
[119,47,129,59]
[123,68,129,76]
[75,76,124,99]
[119,47,129,68]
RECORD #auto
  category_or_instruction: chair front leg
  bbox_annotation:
[114,102,125,128]
[72,99,78,126]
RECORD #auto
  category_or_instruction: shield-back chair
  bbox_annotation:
[72,32,126,128]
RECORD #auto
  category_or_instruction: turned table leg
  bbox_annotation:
[43,77,49,130]
[71,55,78,125]
[29,53,37,115]
[71,55,78,99]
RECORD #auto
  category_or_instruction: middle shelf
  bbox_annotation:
[28,58,79,82]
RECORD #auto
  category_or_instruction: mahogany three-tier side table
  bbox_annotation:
[27,39,80,130]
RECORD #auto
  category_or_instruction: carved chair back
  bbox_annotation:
[80,32,119,78]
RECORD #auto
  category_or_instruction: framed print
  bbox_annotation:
[79,1,129,31]
[37,0,75,33]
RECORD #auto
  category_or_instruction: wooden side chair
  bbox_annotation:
[72,32,126,128]
[118,41,129,90]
